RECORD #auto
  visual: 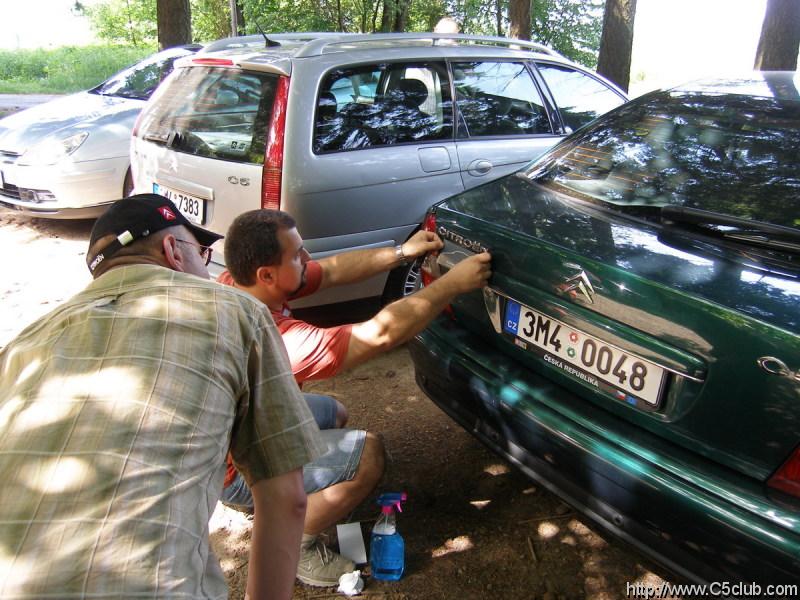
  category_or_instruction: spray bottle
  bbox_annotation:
[369,492,407,581]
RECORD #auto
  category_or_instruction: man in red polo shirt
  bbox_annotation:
[219,209,491,587]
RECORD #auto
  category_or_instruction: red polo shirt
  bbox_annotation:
[218,261,353,488]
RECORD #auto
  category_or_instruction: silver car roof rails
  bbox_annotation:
[203,32,562,59]
[293,33,563,59]
[203,32,346,53]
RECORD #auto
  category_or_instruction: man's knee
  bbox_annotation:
[358,432,385,484]
[335,399,348,428]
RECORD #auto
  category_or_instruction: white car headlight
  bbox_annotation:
[19,131,89,166]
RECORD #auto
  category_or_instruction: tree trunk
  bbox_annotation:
[124,0,139,47]
[509,0,531,40]
[235,0,245,35]
[754,0,800,70]
[394,0,410,31]
[228,0,238,36]
[596,0,637,93]
[380,0,394,31]
[380,0,410,32]
[371,0,381,32]
[157,0,192,49]
[496,0,504,37]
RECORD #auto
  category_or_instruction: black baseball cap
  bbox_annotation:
[87,193,223,273]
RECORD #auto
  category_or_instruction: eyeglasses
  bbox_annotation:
[175,238,213,266]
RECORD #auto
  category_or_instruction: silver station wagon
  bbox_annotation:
[131,32,626,307]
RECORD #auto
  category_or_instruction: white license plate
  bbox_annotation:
[504,299,666,406]
[153,183,205,225]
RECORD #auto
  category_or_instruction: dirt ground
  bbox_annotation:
[0,209,680,600]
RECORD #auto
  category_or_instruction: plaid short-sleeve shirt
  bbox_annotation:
[0,265,323,598]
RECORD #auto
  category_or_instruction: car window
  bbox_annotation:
[536,62,626,131]
[314,62,452,153]
[452,61,551,138]
[91,47,195,101]
[523,91,800,229]
[136,67,276,165]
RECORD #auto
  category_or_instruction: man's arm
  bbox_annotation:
[246,468,307,600]
[342,252,491,371]
[317,230,443,290]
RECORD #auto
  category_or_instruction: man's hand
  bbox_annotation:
[439,252,492,294]
[344,250,491,370]
[401,230,444,260]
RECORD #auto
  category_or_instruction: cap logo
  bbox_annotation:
[158,206,177,221]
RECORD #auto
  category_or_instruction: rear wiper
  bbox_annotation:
[143,131,181,147]
[661,205,800,253]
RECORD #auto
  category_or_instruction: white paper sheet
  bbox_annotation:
[336,521,367,565]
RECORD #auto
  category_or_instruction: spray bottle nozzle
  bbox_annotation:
[376,492,407,513]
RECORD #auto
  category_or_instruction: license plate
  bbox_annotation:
[153,183,205,225]
[503,299,666,407]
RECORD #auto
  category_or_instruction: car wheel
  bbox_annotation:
[123,168,134,197]
[382,257,422,304]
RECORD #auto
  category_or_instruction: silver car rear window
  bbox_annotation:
[138,66,277,165]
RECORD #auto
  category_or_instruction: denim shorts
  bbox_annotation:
[221,393,366,511]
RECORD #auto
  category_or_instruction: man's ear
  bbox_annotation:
[161,234,186,272]
[255,265,277,286]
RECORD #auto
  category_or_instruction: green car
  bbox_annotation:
[410,73,800,586]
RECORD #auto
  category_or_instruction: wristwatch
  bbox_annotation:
[394,244,410,266]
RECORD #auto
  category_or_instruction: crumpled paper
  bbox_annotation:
[337,570,364,596]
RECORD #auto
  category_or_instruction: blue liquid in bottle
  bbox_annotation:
[370,524,405,581]
[370,493,407,581]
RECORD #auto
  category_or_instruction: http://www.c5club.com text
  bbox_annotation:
[626,581,798,599]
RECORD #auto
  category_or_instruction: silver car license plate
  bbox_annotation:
[153,183,205,225]
[504,299,666,406]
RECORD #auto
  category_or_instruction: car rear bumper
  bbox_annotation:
[409,317,800,586]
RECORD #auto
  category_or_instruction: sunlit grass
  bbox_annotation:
[0,45,154,94]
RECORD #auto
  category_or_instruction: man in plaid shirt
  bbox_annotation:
[0,194,323,599]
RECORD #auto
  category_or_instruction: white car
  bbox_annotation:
[0,45,200,218]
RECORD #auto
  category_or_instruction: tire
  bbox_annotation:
[382,257,423,304]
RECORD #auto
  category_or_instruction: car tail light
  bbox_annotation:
[421,211,438,287]
[420,210,455,318]
[192,57,235,66]
[768,445,800,498]
[262,75,289,210]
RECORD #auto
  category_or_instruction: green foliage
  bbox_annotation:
[85,0,233,46]
[86,0,158,46]
[0,46,152,94]
[192,0,233,42]
[242,0,366,33]
[530,0,604,68]
[82,0,604,67]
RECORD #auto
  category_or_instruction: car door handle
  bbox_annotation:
[467,159,493,176]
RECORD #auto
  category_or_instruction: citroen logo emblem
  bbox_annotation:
[562,270,596,304]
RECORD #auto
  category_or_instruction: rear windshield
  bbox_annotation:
[523,89,800,229]
[137,66,277,165]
